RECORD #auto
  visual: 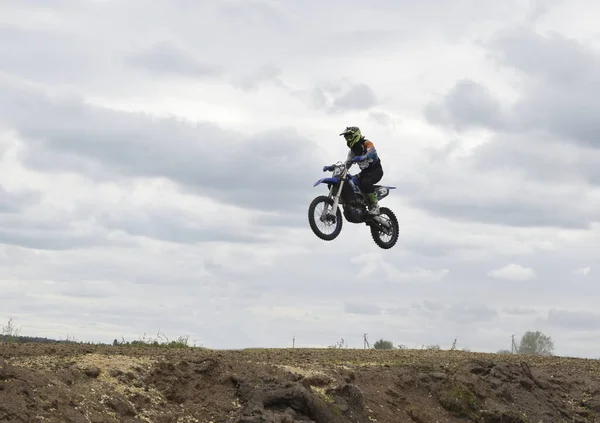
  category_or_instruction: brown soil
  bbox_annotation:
[1,344,600,423]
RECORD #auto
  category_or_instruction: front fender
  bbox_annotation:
[313,177,340,187]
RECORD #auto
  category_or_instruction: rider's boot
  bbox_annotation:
[366,192,380,215]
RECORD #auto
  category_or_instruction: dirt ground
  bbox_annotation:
[1,344,600,422]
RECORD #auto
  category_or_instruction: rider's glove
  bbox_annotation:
[323,165,334,172]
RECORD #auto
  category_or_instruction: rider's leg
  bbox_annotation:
[358,166,383,215]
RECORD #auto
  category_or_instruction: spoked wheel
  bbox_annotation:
[307,195,343,241]
[369,206,399,249]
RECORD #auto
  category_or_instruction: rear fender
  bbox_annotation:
[374,185,396,200]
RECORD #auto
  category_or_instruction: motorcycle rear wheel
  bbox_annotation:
[369,206,399,249]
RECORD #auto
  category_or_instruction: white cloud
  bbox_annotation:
[350,252,449,282]
[488,264,536,281]
[573,266,591,276]
[0,0,599,358]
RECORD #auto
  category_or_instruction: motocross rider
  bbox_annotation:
[340,126,383,215]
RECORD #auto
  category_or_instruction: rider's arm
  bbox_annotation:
[354,140,378,161]
[364,140,378,159]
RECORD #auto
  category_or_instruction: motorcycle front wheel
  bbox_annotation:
[307,195,343,241]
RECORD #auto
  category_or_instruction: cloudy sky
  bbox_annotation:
[1,0,599,358]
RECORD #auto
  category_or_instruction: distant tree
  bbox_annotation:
[1,318,22,343]
[373,339,394,349]
[450,338,458,350]
[517,331,554,356]
[496,349,512,354]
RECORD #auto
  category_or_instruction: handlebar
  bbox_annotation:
[323,160,351,172]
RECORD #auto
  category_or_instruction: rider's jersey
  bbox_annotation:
[347,137,381,170]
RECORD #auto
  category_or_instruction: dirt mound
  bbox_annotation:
[1,344,600,422]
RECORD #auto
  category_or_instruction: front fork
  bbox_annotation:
[328,180,344,216]
[320,182,344,223]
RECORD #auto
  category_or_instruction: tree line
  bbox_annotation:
[348,330,555,356]
[1,317,556,356]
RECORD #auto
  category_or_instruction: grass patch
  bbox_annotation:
[439,382,482,418]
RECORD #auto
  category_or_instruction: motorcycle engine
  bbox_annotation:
[343,204,366,223]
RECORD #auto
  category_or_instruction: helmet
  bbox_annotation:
[339,126,362,148]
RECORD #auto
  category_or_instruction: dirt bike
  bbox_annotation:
[307,160,400,249]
